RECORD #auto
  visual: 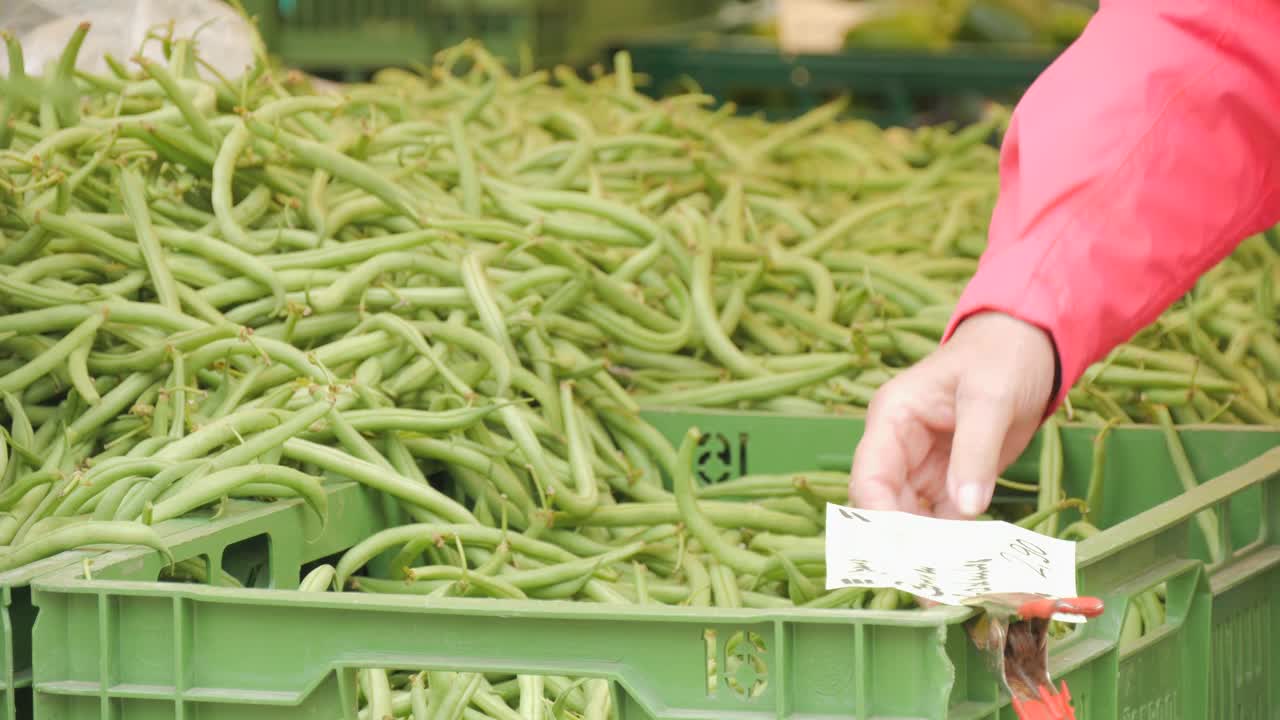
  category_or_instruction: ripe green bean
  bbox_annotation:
[696,472,847,500]
[691,245,767,378]
[247,118,425,225]
[151,464,326,525]
[566,500,818,536]
[0,520,172,572]
[1154,405,1224,564]
[1036,419,1064,537]
[461,252,519,367]
[283,439,476,525]
[0,310,103,395]
[449,114,482,215]
[116,172,172,309]
[673,428,767,575]
[307,252,461,312]
[558,381,601,515]
[708,558,742,608]
[334,523,583,589]
[404,566,527,599]
[136,58,217,144]
[637,358,855,408]
[497,542,643,590]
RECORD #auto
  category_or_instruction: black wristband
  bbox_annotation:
[1047,336,1063,414]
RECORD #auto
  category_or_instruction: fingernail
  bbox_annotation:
[956,484,986,516]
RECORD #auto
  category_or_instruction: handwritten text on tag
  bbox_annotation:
[824,505,1078,607]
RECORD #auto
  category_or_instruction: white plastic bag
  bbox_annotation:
[775,0,875,54]
[0,0,261,79]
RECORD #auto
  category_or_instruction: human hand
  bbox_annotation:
[848,312,1059,518]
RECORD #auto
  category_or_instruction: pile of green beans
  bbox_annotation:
[0,27,1214,641]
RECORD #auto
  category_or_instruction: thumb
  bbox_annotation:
[944,386,1013,517]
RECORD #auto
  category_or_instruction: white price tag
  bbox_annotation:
[824,504,1079,610]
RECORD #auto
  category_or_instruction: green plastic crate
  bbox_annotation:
[239,0,582,79]
[27,411,1280,719]
[0,461,397,720]
[0,551,111,720]
[609,33,1061,125]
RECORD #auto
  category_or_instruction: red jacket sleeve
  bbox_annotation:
[944,0,1280,411]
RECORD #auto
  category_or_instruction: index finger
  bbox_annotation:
[848,419,909,511]
[849,405,934,513]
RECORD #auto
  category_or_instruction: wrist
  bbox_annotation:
[950,311,1061,416]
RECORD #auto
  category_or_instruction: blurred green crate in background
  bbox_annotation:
[240,0,577,78]
[609,32,1059,126]
[237,0,724,79]
[234,0,1059,123]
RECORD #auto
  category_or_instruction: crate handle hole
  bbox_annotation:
[158,554,216,585]
[219,533,272,589]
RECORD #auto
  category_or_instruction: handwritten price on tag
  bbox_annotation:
[1002,538,1052,579]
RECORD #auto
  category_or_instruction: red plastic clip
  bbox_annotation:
[1016,596,1104,621]
[1010,681,1076,720]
